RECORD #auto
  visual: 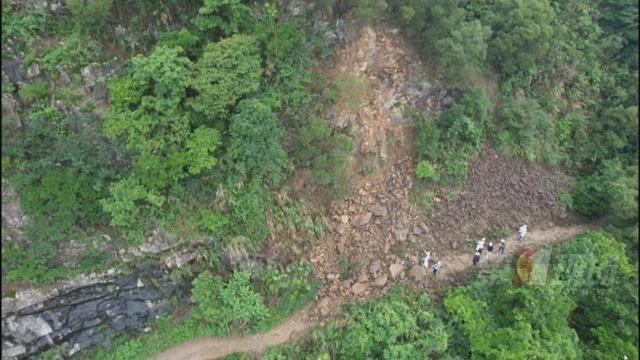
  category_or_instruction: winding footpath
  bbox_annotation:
[152,222,594,360]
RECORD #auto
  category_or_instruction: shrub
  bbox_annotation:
[348,0,388,24]
[191,271,269,332]
[189,34,262,120]
[18,81,49,102]
[225,99,288,185]
[65,0,113,33]
[40,33,102,73]
[332,73,368,113]
[156,29,201,57]
[193,0,252,36]
[492,97,557,162]
[415,160,437,181]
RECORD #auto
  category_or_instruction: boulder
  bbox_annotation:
[350,283,367,296]
[389,263,404,279]
[409,265,428,282]
[353,212,372,227]
[373,274,388,287]
[369,203,388,217]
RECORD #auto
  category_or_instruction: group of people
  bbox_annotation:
[473,224,527,266]
[420,251,441,275]
[419,224,528,275]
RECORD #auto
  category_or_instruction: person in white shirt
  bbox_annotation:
[421,251,431,268]
[518,224,527,241]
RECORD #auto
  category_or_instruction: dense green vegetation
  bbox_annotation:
[1,0,637,358]
[265,231,638,359]
[91,260,319,359]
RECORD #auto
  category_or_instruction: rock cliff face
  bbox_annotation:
[1,265,191,359]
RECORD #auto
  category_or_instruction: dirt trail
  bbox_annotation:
[152,223,591,360]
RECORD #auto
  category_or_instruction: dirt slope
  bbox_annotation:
[152,223,592,360]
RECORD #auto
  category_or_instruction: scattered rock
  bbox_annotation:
[373,274,388,287]
[369,203,388,217]
[369,260,382,275]
[413,226,424,235]
[340,215,349,224]
[353,212,372,227]
[394,227,408,242]
[451,241,459,250]
[409,265,428,282]
[350,283,367,295]
[136,278,144,288]
[389,263,404,279]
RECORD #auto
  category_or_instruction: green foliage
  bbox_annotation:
[258,261,320,327]
[104,45,221,223]
[191,270,269,332]
[413,88,487,184]
[328,73,369,113]
[190,34,262,120]
[295,116,353,190]
[486,0,556,75]
[100,177,154,227]
[18,81,49,102]
[268,286,448,359]
[228,182,269,247]
[415,161,437,181]
[348,0,388,24]
[193,0,252,36]
[156,29,201,57]
[40,33,102,73]
[22,169,100,228]
[492,97,558,162]
[572,160,638,224]
[390,0,491,86]
[225,100,288,185]
[1,5,49,45]
[431,19,491,86]
[65,0,113,33]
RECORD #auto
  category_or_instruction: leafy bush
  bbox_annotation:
[156,29,201,57]
[1,5,49,45]
[389,0,491,86]
[22,169,100,228]
[190,34,262,120]
[295,116,353,192]
[18,81,49,102]
[413,88,487,184]
[348,0,388,24]
[191,270,269,332]
[492,97,558,162]
[193,0,252,37]
[485,0,556,75]
[40,33,102,73]
[65,0,113,34]
[415,160,437,181]
[228,182,269,247]
[225,99,288,185]
[572,159,638,224]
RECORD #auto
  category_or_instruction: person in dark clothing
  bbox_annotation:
[473,251,481,266]
[498,239,506,254]
[432,259,441,275]
[487,241,494,257]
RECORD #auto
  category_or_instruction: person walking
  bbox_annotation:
[422,251,431,269]
[476,237,485,254]
[432,259,441,275]
[498,239,506,254]
[518,224,527,241]
[473,251,481,266]
[487,241,494,257]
